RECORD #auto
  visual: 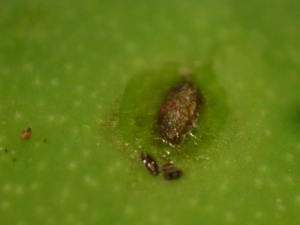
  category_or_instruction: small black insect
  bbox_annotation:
[161,163,183,181]
[140,153,159,176]
[161,163,174,171]
[158,81,201,145]
[163,169,183,181]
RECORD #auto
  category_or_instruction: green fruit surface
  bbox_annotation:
[0,0,300,224]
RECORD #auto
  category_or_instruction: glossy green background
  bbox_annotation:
[0,0,300,224]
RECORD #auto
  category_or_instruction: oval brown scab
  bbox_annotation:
[20,127,32,140]
[140,153,159,176]
[163,169,183,181]
[158,82,201,145]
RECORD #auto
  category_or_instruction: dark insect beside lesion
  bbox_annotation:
[161,163,183,181]
[163,169,183,181]
[140,79,203,181]
[158,81,202,146]
[140,153,183,181]
[141,153,183,181]
[140,153,159,176]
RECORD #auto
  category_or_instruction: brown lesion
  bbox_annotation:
[20,127,32,140]
[158,81,203,145]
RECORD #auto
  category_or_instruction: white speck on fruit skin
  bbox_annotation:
[269,181,278,190]
[285,176,293,184]
[3,183,12,192]
[72,128,79,135]
[254,178,263,189]
[64,64,73,72]
[36,206,45,215]
[23,62,33,72]
[149,215,159,224]
[258,164,269,173]
[189,198,198,207]
[133,58,145,69]
[276,198,285,211]
[83,124,90,129]
[113,184,121,193]
[124,205,134,217]
[59,115,67,123]
[79,203,88,211]
[74,100,82,107]
[237,81,244,89]
[265,129,272,136]
[205,205,214,213]
[62,147,69,154]
[108,161,122,174]
[90,91,97,99]
[126,42,137,53]
[255,211,263,219]
[96,104,102,110]
[266,89,275,100]
[66,213,76,223]
[84,175,98,187]
[16,222,27,225]
[218,28,230,39]
[15,112,22,120]
[30,182,39,190]
[225,211,234,222]
[37,162,47,171]
[82,149,90,158]
[178,34,189,45]
[47,114,55,121]
[255,79,264,88]
[68,161,78,170]
[0,201,10,210]
[61,186,71,202]
[33,78,42,86]
[51,78,59,87]
[34,143,41,149]
[286,153,294,162]
[108,62,117,73]
[76,85,84,93]
[219,181,229,193]
[15,185,24,195]
[45,217,54,225]
[37,99,46,106]
[260,110,267,118]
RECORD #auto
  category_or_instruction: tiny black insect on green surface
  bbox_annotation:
[163,169,183,181]
[140,153,159,176]
[161,163,174,171]
[162,162,183,181]
[158,81,201,145]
